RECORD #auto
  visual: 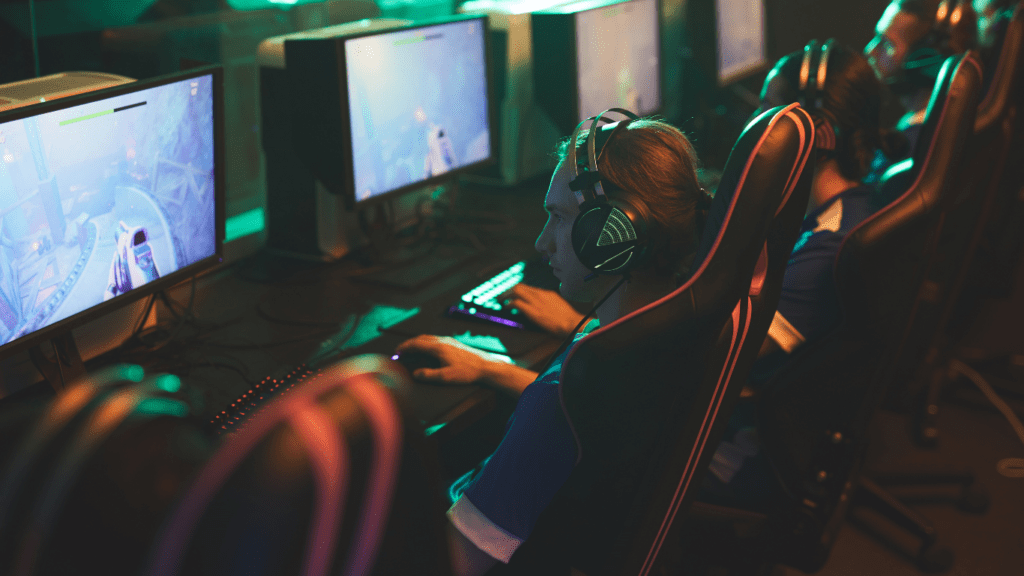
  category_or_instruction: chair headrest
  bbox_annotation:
[560,102,815,452]
[879,52,983,209]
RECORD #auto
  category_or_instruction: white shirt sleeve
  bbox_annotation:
[767,310,806,353]
[447,494,524,564]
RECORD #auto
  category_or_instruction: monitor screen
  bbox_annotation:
[0,71,220,350]
[344,18,492,204]
[716,0,767,85]
[576,0,660,123]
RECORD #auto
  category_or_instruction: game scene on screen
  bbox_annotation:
[0,75,216,347]
[346,19,491,202]
[577,0,660,122]
[717,0,766,82]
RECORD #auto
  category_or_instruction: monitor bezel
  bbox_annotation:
[337,14,497,209]
[571,0,663,126]
[0,66,225,359]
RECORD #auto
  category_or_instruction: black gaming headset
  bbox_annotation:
[567,107,651,279]
[798,38,840,152]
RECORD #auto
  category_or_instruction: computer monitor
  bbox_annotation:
[0,68,224,355]
[715,0,767,85]
[285,15,494,208]
[532,0,661,135]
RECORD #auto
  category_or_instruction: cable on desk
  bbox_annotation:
[254,298,347,328]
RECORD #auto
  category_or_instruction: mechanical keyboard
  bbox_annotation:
[445,261,528,328]
[209,364,317,435]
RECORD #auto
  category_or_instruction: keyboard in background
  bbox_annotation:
[209,364,316,435]
[444,258,560,330]
[446,261,527,328]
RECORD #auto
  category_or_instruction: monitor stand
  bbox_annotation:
[30,333,86,393]
[352,182,486,290]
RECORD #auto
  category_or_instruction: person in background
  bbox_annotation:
[864,0,977,162]
[697,41,909,508]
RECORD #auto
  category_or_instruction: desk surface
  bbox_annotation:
[97,179,563,444]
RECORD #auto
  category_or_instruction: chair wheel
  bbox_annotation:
[917,542,954,573]
[958,484,990,514]
[914,423,939,448]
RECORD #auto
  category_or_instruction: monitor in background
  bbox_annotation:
[533,0,661,135]
[284,15,494,208]
[715,0,767,85]
[344,17,493,206]
[0,68,223,369]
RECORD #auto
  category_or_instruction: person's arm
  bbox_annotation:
[501,284,585,338]
[395,335,539,398]
[757,334,781,359]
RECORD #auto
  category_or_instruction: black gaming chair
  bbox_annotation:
[491,103,817,576]
[679,53,984,575]
[872,48,990,428]
[0,365,210,576]
[971,0,1024,300]
[906,4,1024,442]
[145,355,451,576]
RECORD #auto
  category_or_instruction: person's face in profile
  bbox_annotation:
[535,158,618,303]
[865,2,930,80]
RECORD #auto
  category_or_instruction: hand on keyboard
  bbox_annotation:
[499,284,586,338]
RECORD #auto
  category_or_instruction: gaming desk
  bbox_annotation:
[146,178,561,453]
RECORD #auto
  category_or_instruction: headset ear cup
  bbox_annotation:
[572,199,647,275]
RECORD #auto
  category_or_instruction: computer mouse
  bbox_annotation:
[391,351,443,376]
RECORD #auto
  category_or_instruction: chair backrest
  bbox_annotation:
[145,354,450,576]
[923,3,1024,341]
[513,104,816,576]
[0,366,208,576]
[756,52,982,573]
[970,1,1024,298]
[874,53,984,407]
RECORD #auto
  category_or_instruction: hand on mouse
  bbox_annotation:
[500,284,585,338]
[394,335,539,398]
[395,335,505,385]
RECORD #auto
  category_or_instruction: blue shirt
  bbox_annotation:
[765,185,874,354]
[447,322,597,563]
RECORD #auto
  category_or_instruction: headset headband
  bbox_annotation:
[567,107,640,204]
[798,39,838,152]
[799,38,834,111]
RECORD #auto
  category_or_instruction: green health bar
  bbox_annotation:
[393,33,443,46]
[60,101,147,126]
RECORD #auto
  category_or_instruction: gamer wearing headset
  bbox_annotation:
[864,0,977,166]
[395,112,710,574]
[450,42,906,514]
[699,40,910,508]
